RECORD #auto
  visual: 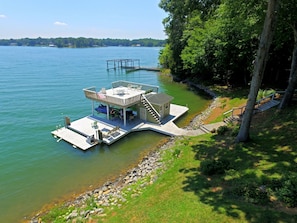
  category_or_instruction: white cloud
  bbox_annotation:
[54,21,67,26]
[0,15,7,18]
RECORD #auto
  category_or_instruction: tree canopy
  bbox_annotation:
[159,0,295,88]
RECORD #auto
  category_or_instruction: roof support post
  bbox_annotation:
[123,107,127,126]
[106,105,110,120]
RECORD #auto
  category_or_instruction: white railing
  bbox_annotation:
[83,87,142,106]
[141,94,161,118]
[112,80,159,93]
[223,106,246,120]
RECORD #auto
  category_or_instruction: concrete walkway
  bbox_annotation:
[137,121,226,137]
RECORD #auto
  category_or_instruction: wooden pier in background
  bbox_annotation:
[107,59,140,70]
[106,59,161,73]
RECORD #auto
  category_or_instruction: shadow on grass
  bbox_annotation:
[180,108,297,223]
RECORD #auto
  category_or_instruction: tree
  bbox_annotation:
[177,0,266,85]
[159,0,221,78]
[236,0,279,142]
[278,0,297,109]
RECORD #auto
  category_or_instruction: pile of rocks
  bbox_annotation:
[189,97,220,129]
[186,82,220,129]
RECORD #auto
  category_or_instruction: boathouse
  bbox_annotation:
[137,93,173,124]
[83,81,173,126]
[52,80,190,150]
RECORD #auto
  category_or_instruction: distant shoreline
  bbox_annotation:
[0,37,166,48]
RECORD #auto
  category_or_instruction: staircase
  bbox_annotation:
[141,95,162,125]
[223,115,241,124]
[223,92,283,124]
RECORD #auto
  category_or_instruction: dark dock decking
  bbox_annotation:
[106,59,140,71]
[106,59,160,72]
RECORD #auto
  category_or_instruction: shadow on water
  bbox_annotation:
[179,110,297,222]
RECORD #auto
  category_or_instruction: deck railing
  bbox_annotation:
[111,80,159,93]
[223,91,285,121]
[83,87,142,107]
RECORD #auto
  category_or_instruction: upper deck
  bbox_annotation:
[83,80,159,107]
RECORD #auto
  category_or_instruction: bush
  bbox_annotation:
[230,125,240,137]
[172,149,181,158]
[216,125,229,135]
[233,182,270,205]
[277,175,297,207]
[200,158,230,175]
[257,89,276,101]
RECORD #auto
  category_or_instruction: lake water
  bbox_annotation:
[0,46,209,222]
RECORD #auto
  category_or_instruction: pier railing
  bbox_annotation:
[83,87,142,107]
[111,80,159,93]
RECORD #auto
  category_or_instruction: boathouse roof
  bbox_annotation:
[146,93,174,105]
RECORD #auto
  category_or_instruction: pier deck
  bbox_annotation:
[52,104,189,150]
[52,103,227,150]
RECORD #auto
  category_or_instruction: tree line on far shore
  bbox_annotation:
[0,37,166,48]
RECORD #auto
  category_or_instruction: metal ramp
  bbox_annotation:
[256,99,280,112]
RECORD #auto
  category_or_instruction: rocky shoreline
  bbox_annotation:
[186,82,219,129]
[30,83,218,223]
[30,139,175,223]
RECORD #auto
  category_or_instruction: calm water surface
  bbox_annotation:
[0,46,209,222]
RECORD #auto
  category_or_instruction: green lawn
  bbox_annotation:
[99,107,297,223]
[42,102,297,223]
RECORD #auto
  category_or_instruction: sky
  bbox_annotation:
[0,0,167,40]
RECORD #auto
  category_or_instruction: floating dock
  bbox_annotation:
[51,104,191,150]
[51,80,224,151]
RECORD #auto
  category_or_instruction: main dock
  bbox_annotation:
[51,80,225,151]
[52,104,191,150]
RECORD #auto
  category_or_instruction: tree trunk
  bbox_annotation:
[279,24,297,109]
[236,0,279,142]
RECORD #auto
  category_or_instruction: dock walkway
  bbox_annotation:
[52,104,226,150]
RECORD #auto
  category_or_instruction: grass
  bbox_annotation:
[41,89,297,223]
[99,107,297,223]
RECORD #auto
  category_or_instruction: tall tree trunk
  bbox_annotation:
[236,0,279,142]
[279,24,297,109]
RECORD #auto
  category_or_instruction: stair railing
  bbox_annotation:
[141,94,161,119]
[223,106,246,121]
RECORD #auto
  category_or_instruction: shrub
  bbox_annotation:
[230,125,240,137]
[257,89,276,101]
[233,182,270,205]
[172,149,181,158]
[277,175,297,207]
[216,125,229,135]
[200,158,230,175]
